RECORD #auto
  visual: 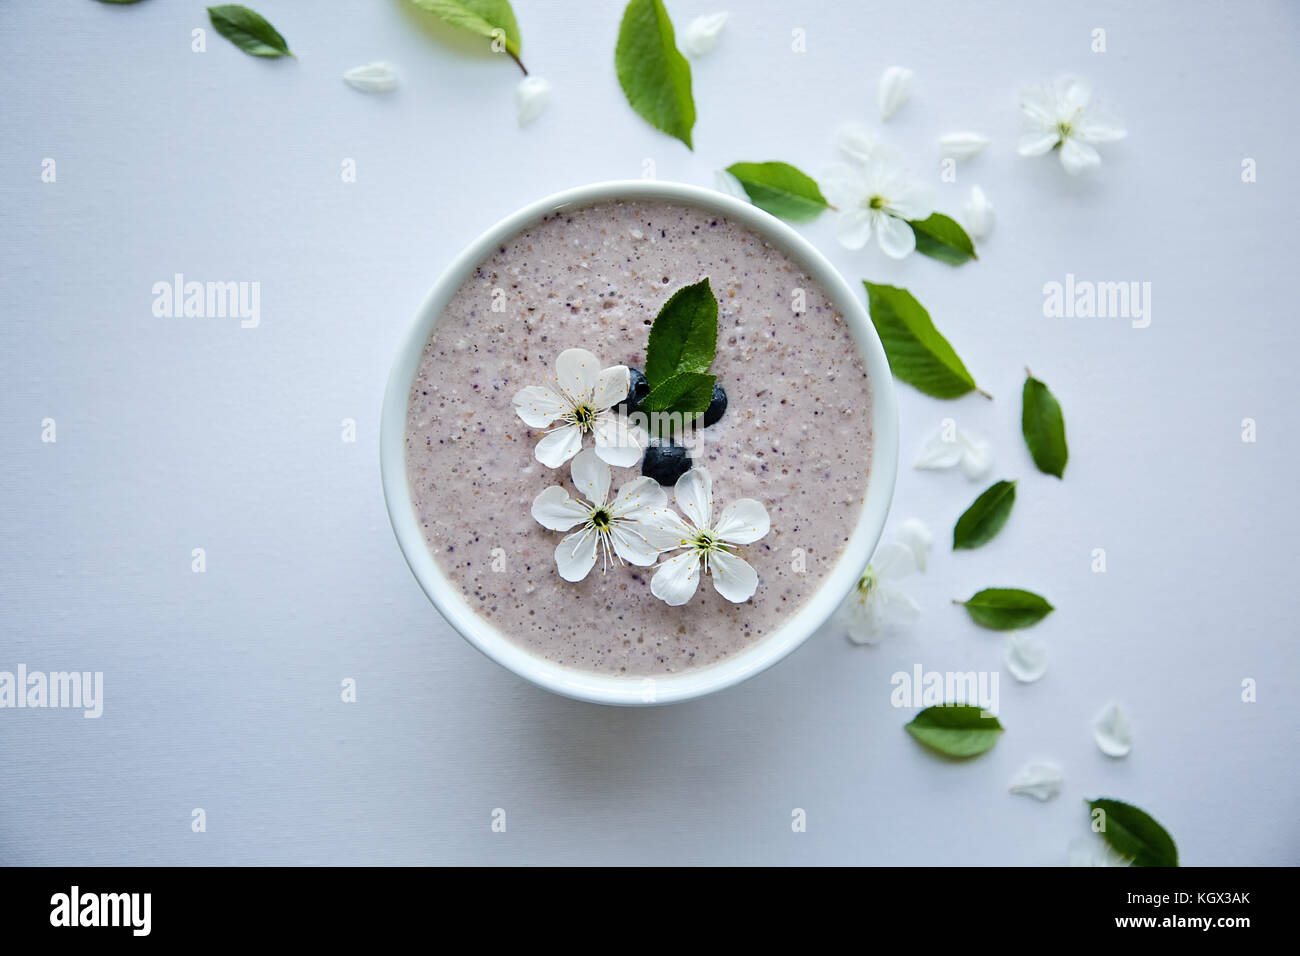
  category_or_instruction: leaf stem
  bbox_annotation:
[508,50,528,76]
[977,387,993,400]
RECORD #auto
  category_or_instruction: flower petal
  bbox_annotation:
[515,75,551,126]
[531,485,590,531]
[708,549,759,603]
[895,518,932,573]
[591,414,644,467]
[1005,632,1048,682]
[1093,701,1133,757]
[886,182,933,221]
[958,430,995,480]
[1018,84,1056,128]
[534,424,583,468]
[555,528,598,582]
[914,430,965,470]
[871,541,916,581]
[963,185,994,240]
[342,61,399,93]
[609,525,660,566]
[555,348,599,403]
[878,65,913,120]
[1058,75,1092,115]
[875,213,917,259]
[833,123,877,166]
[591,365,630,410]
[1059,136,1101,175]
[1017,130,1059,157]
[938,131,989,160]
[682,11,727,56]
[843,581,919,644]
[650,550,701,606]
[633,507,694,551]
[609,476,668,519]
[1078,113,1126,143]
[712,498,769,544]
[673,467,713,530]
[512,385,568,428]
[820,161,868,209]
[834,208,875,250]
[1009,762,1064,802]
[569,448,610,507]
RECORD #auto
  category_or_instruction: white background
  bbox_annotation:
[2,0,1297,865]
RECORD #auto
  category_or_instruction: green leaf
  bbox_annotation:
[960,588,1054,630]
[1087,799,1179,866]
[953,479,1016,550]
[408,0,522,58]
[905,705,1003,758]
[207,5,293,58]
[641,371,715,417]
[644,278,717,389]
[908,213,977,265]
[1022,372,1069,478]
[615,0,695,149]
[863,282,984,399]
[725,162,830,222]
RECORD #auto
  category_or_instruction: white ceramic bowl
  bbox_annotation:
[381,180,898,706]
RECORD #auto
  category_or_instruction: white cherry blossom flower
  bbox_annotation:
[648,467,770,606]
[839,532,924,645]
[1018,75,1126,175]
[512,348,643,469]
[877,66,913,120]
[516,76,551,126]
[822,146,933,259]
[914,420,994,480]
[683,12,728,56]
[342,62,399,93]
[964,185,994,240]
[531,450,679,581]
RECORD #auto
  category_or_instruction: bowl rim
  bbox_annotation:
[380,179,898,705]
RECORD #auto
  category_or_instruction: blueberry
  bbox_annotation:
[617,367,650,415]
[642,439,692,486]
[701,384,727,427]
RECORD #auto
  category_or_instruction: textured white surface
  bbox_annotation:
[1,0,1297,865]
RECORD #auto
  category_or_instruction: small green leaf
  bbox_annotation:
[408,0,522,59]
[644,278,717,389]
[1022,372,1069,478]
[960,588,1054,630]
[906,705,1003,758]
[953,479,1016,550]
[908,213,978,265]
[615,0,695,149]
[725,162,830,222]
[1087,799,1179,867]
[207,5,292,58]
[641,371,715,417]
[863,282,985,399]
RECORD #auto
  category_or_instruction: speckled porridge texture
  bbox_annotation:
[406,200,873,675]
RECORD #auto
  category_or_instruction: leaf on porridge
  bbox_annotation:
[645,278,718,388]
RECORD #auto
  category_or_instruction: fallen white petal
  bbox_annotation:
[1005,632,1048,682]
[878,66,913,120]
[516,76,551,126]
[938,131,989,160]
[914,431,965,470]
[343,61,399,93]
[958,430,995,481]
[1093,701,1133,757]
[895,518,932,572]
[963,185,994,240]
[1009,762,1064,802]
[682,12,728,56]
